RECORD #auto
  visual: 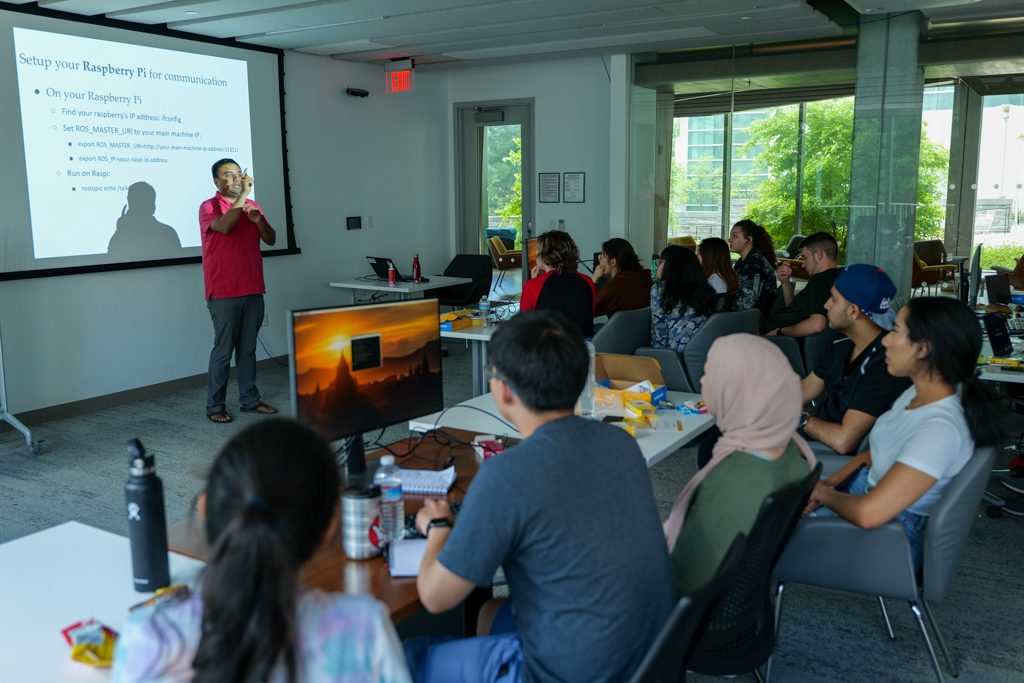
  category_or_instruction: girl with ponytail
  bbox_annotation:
[807,297,999,569]
[112,418,412,683]
[728,220,777,319]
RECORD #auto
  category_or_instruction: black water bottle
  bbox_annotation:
[124,439,170,593]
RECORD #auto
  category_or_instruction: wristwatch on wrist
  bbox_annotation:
[778,327,785,336]
[798,412,810,430]
[426,518,453,533]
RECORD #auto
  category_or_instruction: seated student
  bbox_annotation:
[765,231,842,337]
[404,310,674,683]
[728,219,777,320]
[806,297,999,568]
[111,419,411,683]
[521,230,596,337]
[697,264,910,467]
[664,334,817,596]
[590,237,654,317]
[651,245,718,353]
[697,236,740,295]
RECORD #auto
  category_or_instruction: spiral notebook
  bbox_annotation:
[399,466,457,495]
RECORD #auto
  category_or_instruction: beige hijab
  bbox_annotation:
[663,333,817,549]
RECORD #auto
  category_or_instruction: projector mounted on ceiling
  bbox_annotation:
[845,0,982,12]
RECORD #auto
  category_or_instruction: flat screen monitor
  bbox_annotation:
[287,299,443,465]
[526,237,538,275]
[969,244,983,308]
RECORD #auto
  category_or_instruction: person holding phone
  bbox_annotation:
[198,159,278,424]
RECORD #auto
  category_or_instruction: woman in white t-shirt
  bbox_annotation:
[806,297,999,568]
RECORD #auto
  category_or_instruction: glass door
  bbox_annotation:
[457,103,533,297]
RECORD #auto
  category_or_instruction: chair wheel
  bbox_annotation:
[986,505,1003,519]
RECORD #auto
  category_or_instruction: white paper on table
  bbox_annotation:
[387,539,429,577]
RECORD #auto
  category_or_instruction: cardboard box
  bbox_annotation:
[594,353,668,406]
[440,310,476,332]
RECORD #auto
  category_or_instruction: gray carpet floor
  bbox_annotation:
[2,342,1022,682]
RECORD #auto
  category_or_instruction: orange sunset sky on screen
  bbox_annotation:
[293,300,438,381]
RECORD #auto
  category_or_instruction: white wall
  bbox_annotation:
[448,57,613,259]
[0,51,451,414]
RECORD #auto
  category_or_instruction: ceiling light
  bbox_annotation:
[264,16,382,36]
[740,16,752,19]
[185,10,198,14]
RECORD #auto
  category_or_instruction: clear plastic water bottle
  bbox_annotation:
[479,295,491,327]
[373,455,404,543]
[580,339,597,419]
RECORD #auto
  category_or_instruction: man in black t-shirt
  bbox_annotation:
[799,265,911,455]
[404,310,674,683]
[766,232,841,338]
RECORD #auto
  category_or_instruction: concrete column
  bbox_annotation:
[943,83,984,257]
[846,11,926,298]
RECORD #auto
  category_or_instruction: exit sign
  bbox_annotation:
[385,59,415,93]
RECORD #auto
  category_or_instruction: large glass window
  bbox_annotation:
[666,90,953,264]
[974,94,1024,268]
[669,115,724,240]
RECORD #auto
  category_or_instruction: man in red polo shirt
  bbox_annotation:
[199,158,278,423]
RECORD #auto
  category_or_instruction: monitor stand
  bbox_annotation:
[343,435,369,487]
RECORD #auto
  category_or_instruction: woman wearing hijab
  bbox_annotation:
[663,334,817,597]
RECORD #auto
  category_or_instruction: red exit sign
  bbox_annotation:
[385,59,415,93]
[389,70,412,92]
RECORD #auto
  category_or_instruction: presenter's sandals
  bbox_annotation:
[207,409,233,424]
[241,402,278,415]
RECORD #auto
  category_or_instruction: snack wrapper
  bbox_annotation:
[62,620,118,667]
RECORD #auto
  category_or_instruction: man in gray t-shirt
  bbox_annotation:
[404,311,674,683]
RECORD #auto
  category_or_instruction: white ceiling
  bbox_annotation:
[13,0,844,70]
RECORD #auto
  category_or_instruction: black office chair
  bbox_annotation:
[717,289,740,312]
[687,463,822,682]
[628,534,747,683]
[432,254,493,310]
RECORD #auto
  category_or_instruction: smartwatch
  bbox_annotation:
[426,518,453,533]
[798,412,810,430]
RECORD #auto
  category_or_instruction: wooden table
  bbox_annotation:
[167,429,485,625]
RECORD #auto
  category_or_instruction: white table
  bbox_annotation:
[441,325,496,397]
[329,276,473,304]
[979,338,1024,384]
[409,392,716,468]
[0,521,205,682]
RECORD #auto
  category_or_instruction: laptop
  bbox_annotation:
[983,313,1019,357]
[986,272,1012,306]
[366,257,410,282]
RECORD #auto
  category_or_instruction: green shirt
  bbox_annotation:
[670,440,809,597]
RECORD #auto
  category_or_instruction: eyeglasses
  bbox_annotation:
[654,258,665,266]
[485,367,518,396]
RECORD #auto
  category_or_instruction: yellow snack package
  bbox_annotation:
[625,399,657,418]
[62,620,118,667]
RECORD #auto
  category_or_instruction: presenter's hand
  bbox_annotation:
[415,498,453,537]
[243,204,263,226]
[240,168,254,197]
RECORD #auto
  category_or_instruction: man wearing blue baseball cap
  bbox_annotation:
[798,264,912,455]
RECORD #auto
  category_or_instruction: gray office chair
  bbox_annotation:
[764,336,805,377]
[770,446,997,683]
[636,309,760,392]
[591,307,651,355]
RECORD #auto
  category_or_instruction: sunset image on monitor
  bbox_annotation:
[290,299,443,440]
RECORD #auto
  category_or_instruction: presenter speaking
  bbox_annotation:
[199,159,278,423]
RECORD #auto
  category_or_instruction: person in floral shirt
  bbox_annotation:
[650,246,718,352]
[111,419,411,683]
